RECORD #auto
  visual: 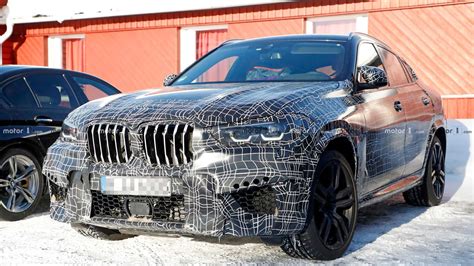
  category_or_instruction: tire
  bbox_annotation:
[403,136,445,206]
[0,148,44,221]
[280,150,358,260]
[71,223,134,241]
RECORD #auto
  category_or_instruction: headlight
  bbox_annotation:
[60,121,79,141]
[214,121,292,144]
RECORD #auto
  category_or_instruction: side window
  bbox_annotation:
[72,76,119,101]
[26,74,76,109]
[377,48,409,87]
[356,42,385,84]
[401,60,418,82]
[1,78,38,108]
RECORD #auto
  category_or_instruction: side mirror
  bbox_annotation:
[358,66,388,89]
[163,74,177,86]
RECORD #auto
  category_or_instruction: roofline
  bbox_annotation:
[0,64,102,78]
[349,32,392,49]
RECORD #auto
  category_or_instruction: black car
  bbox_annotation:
[43,33,446,260]
[0,65,120,221]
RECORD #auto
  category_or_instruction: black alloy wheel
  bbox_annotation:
[313,160,356,250]
[280,150,358,260]
[404,136,445,206]
[430,142,445,199]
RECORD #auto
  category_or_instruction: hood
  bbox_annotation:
[68,81,352,128]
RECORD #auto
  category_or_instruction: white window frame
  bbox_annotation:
[180,25,228,71]
[305,14,368,34]
[47,34,85,69]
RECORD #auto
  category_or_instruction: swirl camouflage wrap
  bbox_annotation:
[43,80,359,236]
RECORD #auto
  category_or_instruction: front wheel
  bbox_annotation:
[280,150,358,260]
[0,148,44,221]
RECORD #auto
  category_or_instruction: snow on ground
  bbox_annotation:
[0,119,472,264]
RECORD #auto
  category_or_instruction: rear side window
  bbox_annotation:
[1,78,38,108]
[72,76,118,101]
[401,60,418,82]
[26,74,75,109]
[377,47,409,87]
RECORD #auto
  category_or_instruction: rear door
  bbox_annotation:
[0,77,47,152]
[23,72,80,149]
[0,92,13,149]
[356,42,407,194]
[382,54,433,176]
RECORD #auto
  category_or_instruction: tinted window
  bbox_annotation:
[1,79,37,108]
[356,42,385,85]
[26,74,75,109]
[401,60,417,82]
[72,76,118,101]
[378,48,409,86]
[173,40,349,85]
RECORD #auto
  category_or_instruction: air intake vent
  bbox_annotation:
[87,124,131,163]
[142,124,193,166]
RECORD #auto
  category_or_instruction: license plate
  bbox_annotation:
[100,176,171,196]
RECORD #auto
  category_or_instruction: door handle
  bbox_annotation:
[394,101,403,112]
[422,97,431,106]
[34,116,53,124]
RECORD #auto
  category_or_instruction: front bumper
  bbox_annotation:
[43,140,313,237]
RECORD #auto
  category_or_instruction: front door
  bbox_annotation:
[356,42,407,194]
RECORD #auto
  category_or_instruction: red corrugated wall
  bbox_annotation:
[4,36,47,66]
[85,28,178,91]
[368,3,474,118]
[228,19,304,39]
[2,0,472,117]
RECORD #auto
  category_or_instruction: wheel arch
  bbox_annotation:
[0,140,46,165]
[301,125,359,227]
[420,120,447,178]
[325,137,357,175]
[314,120,360,177]
[434,126,446,153]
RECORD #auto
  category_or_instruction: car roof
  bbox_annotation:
[224,32,390,49]
[0,65,89,80]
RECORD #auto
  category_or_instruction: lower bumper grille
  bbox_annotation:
[91,190,187,222]
[231,186,277,215]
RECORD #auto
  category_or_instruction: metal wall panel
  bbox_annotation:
[12,1,468,36]
[228,18,303,39]
[84,28,179,92]
[369,3,473,96]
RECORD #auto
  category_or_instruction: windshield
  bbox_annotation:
[173,40,349,85]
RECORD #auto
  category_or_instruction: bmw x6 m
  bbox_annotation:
[43,33,446,260]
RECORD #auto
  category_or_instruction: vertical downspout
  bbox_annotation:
[0,5,14,65]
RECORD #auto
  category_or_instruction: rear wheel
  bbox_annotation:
[71,223,134,241]
[0,148,44,221]
[280,150,357,260]
[403,136,445,206]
